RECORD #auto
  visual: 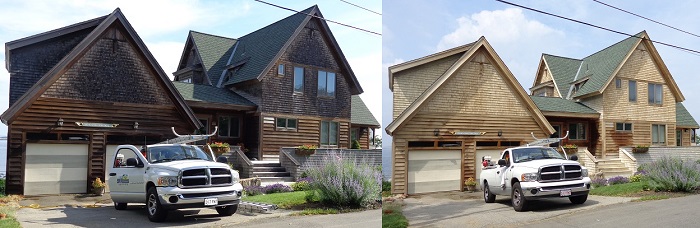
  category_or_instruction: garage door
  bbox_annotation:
[25,143,88,195]
[408,150,461,194]
[475,150,504,185]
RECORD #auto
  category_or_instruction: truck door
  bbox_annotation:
[493,150,511,195]
[108,147,147,203]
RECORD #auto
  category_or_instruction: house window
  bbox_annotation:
[294,67,304,93]
[197,118,209,134]
[652,124,666,145]
[629,80,637,102]
[615,122,632,132]
[276,118,297,130]
[648,83,663,105]
[615,78,621,88]
[569,123,586,140]
[218,116,240,138]
[318,70,336,97]
[536,90,546,97]
[278,64,284,75]
[182,78,192,83]
[351,128,359,142]
[320,121,339,146]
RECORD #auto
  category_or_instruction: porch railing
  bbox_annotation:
[229,146,254,179]
[579,147,598,174]
[618,148,638,171]
[279,150,301,181]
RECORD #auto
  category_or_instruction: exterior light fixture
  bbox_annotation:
[134,122,139,129]
[433,129,439,136]
[57,118,64,127]
[498,130,502,137]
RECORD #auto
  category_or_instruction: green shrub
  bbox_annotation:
[305,151,382,207]
[351,140,361,149]
[642,156,700,192]
[630,174,644,183]
[0,178,5,196]
[291,178,312,191]
[382,180,391,192]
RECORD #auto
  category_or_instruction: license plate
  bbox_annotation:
[560,189,572,197]
[204,198,218,206]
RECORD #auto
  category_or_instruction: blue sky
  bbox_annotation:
[382,0,700,163]
[0,0,382,136]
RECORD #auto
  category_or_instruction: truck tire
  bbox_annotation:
[569,194,588,204]
[483,182,496,203]
[114,202,127,210]
[215,204,238,216]
[511,182,528,212]
[147,187,168,222]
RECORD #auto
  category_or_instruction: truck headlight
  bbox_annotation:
[521,173,538,182]
[157,176,178,187]
[231,170,240,184]
[582,168,589,177]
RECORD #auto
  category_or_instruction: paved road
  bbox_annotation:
[523,194,700,228]
[402,191,635,228]
[232,209,380,227]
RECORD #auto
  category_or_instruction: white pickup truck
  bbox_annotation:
[108,144,243,222]
[479,146,591,211]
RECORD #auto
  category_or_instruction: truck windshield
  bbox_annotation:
[512,147,565,163]
[147,145,213,163]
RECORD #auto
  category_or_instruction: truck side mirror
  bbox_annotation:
[570,155,578,161]
[498,159,507,166]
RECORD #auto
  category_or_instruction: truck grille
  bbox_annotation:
[539,164,582,182]
[180,168,233,188]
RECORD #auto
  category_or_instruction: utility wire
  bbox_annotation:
[338,0,381,15]
[495,0,700,55]
[592,0,700,39]
[254,0,381,36]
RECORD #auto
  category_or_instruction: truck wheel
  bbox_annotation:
[569,194,588,204]
[483,182,496,203]
[114,202,127,210]
[215,204,238,216]
[146,187,168,222]
[511,182,528,212]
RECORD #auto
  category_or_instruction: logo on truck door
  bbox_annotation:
[117,174,129,184]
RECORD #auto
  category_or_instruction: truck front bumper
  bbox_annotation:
[157,183,243,210]
[519,178,591,200]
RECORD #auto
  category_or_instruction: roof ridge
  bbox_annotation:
[190,30,237,41]
[392,41,476,70]
[542,53,582,61]
[582,31,644,59]
[238,5,316,40]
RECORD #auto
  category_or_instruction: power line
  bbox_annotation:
[338,0,381,15]
[592,0,700,39]
[254,0,381,36]
[495,0,700,55]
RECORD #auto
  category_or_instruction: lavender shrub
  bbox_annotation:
[244,185,264,196]
[591,178,608,188]
[305,150,382,207]
[607,176,630,185]
[641,156,700,192]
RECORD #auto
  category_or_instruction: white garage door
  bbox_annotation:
[408,150,461,194]
[475,150,504,185]
[25,143,88,195]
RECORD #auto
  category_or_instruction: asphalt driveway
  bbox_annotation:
[402,191,635,228]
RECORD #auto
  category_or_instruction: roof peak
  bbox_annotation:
[189,30,237,41]
[583,31,646,59]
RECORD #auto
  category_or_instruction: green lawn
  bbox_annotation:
[382,202,408,228]
[0,195,22,228]
[590,181,648,196]
[242,191,309,209]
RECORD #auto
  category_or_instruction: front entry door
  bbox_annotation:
[677,130,682,146]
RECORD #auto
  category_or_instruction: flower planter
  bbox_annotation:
[211,147,230,157]
[465,185,477,192]
[632,147,649,153]
[564,148,578,155]
[295,148,316,156]
[93,186,104,196]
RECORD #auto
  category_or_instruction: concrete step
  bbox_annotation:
[251,161,282,167]
[598,167,633,172]
[262,154,279,161]
[258,177,295,183]
[251,172,291,177]
[253,166,287,172]
[597,163,629,169]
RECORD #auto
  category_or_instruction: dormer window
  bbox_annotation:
[182,78,192,83]
[278,64,285,75]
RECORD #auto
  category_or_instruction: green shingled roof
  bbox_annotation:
[542,32,643,99]
[222,6,314,85]
[676,103,699,128]
[542,54,581,97]
[172,81,255,106]
[529,96,598,114]
[351,95,379,127]
[190,31,238,85]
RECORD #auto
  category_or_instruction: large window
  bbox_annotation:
[616,122,632,132]
[320,121,339,146]
[648,83,663,105]
[652,124,666,145]
[569,123,586,140]
[276,118,297,130]
[629,80,637,102]
[318,70,336,97]
[294,67,304,93]
[218,116,240,138]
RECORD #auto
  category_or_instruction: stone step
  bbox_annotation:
[262,154,279,161]
[251,172,291,177]
[253,166,287,172]
[258,177,295,183]
[597,167,633,172]
[251,161,282,167]
[596,163,629,169]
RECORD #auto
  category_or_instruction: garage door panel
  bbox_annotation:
[408,150,461,194]
[25,143,88,195]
